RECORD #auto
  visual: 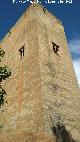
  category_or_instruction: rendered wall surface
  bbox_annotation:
[0,3,80,142]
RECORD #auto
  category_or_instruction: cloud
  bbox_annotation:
[69,39,80,60]
[73,60,80,86]
[68,38,80,86]
[69,39,80,55]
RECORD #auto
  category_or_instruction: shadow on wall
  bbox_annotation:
[52,122,75,142]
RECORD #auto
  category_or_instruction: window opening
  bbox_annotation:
[43,7,46,14]
[19,45,24,59]
[52,42,60,55]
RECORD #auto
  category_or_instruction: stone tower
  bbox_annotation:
[0,3,80,142]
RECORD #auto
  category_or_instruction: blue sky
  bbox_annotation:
[0,0,80,85]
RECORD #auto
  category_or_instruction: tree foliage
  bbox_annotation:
[0,48,5,57]
[0,47,11,108]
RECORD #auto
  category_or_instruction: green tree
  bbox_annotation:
[0,48,11,108]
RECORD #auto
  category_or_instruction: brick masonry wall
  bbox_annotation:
[36,4,80,141]
[0,3,80,142]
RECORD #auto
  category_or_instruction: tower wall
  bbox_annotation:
[36,5,80,141]
[0,4,45,142]
[0,4,80,142]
